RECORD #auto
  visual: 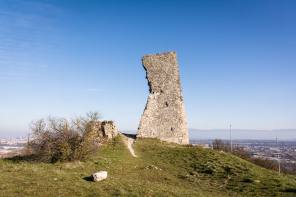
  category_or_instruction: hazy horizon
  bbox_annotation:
[1,128,296,140]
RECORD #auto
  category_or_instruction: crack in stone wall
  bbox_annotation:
[137,52,189,144]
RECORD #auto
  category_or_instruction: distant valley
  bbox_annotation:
[122,129,296,140]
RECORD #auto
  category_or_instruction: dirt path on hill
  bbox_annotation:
[126,137,137,157]
[122,134,137,157]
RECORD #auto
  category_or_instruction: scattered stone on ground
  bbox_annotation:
[92,171,108,182]
[144,165,162,170]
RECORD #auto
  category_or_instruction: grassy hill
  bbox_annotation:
[0,136,296,196]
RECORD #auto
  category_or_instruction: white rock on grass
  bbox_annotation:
[92,171,108,182]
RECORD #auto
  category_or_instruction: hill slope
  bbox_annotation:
[0,136,296,196]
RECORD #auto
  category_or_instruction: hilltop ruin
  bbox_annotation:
[137,52,189,144]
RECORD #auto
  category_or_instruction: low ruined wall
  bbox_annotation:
[88,121,119,140]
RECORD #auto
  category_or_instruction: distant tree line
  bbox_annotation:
[212,139,296,175]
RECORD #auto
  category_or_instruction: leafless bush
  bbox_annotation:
[281,163,296,175]
[212,139,231,153]
[27,111,105,163]
[212,139,250,159]
[249,157,278,171]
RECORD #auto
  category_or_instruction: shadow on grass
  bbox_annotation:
[3,154,37,163]
[83,176,93,182]
[281,188,296,193]
[3,155,26,163]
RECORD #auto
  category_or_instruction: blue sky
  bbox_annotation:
[0,0,295,138]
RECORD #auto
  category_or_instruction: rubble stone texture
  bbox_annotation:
[88,121,119,140]
[137,52,189,144]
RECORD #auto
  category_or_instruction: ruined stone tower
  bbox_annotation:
[137,52,189,144]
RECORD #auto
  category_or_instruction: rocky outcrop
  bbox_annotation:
[137,52,189,144]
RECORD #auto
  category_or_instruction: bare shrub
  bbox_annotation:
[27,112,105,163]
[212,139,250,159]
[212,139,231,153]
[232,145,251,160]
[197,142,205,148]
[249,157,278,171]
[281,163,296,175]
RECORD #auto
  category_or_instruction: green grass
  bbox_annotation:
[0,136,296,196]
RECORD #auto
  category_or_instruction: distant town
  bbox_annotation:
[190,139,296,164]
[1,137,296,165]
[0,137,28,158]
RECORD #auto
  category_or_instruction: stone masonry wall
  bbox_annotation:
[88,121,119,140]
[137,52,189,144]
